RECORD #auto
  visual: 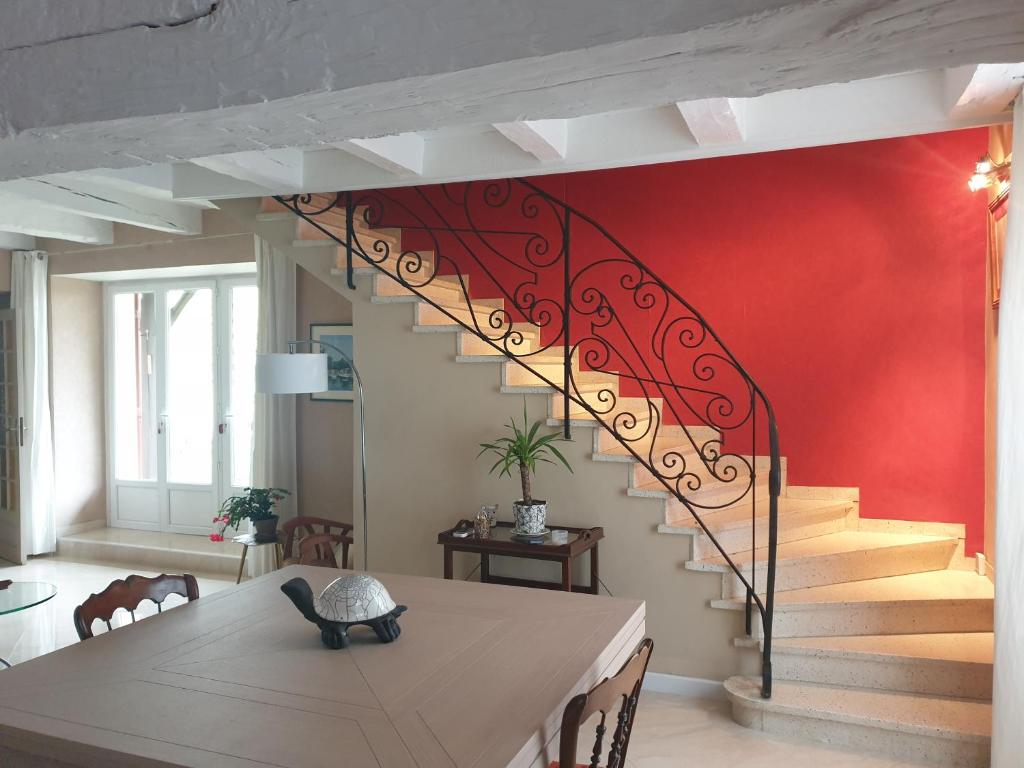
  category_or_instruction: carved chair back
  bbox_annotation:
[73,574,200,641]
[282,516,353,569]
[557,638,653,768]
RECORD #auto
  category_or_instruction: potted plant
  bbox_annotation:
[478,400,572,535]
[215,487,290,543]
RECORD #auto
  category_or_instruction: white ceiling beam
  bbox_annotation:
[0,193,112,244]
[0,232,36,250]
[492,120,569,161]
[171,163,276,201]
[336,134,425,176]
[189,149,306,191]
[68,167,217,209]
[298,70,1011,196]
[0,177,202,234]
[945,63,1024,119]
[676,98,747,144]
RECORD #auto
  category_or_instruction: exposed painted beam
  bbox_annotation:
[493,120,569,161]
[0,0,1022,181]
[171,162,275,201]
[189,149,305,191]
[70,167,217,209]
[0,177,202,234]
[0,232,35,250]
[294,70,1009,196]
[676,98,747,145]
[945,63,1024,119]
[0,193,112,244]
[337,134,425,175]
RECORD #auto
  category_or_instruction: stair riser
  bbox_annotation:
[372,272,461,302]
[728,699,990,768]
[298,216,402,247]
[634,455,775,491]
[594,425,719,455]
[656,489,771,519]
[690,506,855,557]
[715,540,959,598]
[764,600,994,638]
[416,301,507,328]
[771,651,993,700]
[458,331,539,357]
[346,249,435,279]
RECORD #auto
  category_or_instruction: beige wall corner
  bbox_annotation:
[50,276,106,530]
[296,266,354,522]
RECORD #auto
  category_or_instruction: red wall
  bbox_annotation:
[562,131,988,552]
[381,130,989,551]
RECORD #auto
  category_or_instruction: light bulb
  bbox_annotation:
[968,173,991,192]
[975,158,993,174]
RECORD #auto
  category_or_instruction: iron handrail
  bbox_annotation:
[276,181,780,697]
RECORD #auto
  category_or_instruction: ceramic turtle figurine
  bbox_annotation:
[281,573,407,649]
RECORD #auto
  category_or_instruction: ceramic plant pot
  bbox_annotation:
[253,515,279,543]
[512,501,547,534]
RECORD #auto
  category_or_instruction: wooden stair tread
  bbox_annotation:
[773,633,994,666]
[725,676,991,741]
[695,530,957,568]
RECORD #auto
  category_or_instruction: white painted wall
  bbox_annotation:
[992,93,1024,767]
[0,0,1021,179]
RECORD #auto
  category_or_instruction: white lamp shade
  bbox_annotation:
[256,353,328,394]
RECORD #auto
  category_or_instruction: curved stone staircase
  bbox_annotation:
[261,196,994,767]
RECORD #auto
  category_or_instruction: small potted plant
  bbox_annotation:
[215,487,290,543]
[478,400,572,535]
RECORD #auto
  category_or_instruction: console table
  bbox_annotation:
[438,521,604,593]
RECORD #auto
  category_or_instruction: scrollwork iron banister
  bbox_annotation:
[275,179,781,698]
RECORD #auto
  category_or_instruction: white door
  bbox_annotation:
[107,278,257,535]
[0,310,25,564]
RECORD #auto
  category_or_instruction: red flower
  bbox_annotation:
[209,533,224,543]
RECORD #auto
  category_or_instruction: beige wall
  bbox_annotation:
[41,207,355,534]
[296,266,354,522]
[50,277,106,531]
[284,243,744,682]
[42,213,255,276]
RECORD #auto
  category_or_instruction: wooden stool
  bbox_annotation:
[232,534,284,584]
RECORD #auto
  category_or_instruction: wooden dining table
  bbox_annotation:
[0,565,645,768]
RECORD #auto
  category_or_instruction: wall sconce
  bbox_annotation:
[968,154,1011,193]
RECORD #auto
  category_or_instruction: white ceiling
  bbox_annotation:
[0,64,1019,249]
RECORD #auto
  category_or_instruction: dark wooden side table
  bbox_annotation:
[437,521,604,593]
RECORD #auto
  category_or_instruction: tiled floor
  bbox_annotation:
[628,693,935,768]
[0,555,233,664]
[0,554,929,767]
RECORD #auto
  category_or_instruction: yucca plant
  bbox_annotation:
[478,400,572,505]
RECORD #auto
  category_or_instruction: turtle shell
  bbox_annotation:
[313,573,397,623]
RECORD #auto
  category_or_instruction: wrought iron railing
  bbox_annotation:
[276,179,781,697]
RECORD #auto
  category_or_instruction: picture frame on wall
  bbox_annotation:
[311,323,354,402]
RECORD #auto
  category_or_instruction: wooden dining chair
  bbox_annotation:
[73,574,200,641]
[553,638,654,768]
[281,516,354,569]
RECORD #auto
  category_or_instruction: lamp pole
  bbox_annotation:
[286,339,370,569]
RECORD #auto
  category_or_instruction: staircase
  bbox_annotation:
[261,187,994,766]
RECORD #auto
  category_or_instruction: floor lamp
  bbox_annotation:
[256,339,370,569]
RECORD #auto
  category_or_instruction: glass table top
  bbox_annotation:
[0,582,58,616]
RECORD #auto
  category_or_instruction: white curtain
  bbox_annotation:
[993,94,1024,767]
[252,236,297,575]
[11,250,56,556]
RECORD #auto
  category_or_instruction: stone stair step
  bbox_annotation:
[770,633,993,699]
[725,676,990,767]
[713,570,994,638]
[690,531,959,596]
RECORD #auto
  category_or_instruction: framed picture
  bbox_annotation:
[311,324,354,402]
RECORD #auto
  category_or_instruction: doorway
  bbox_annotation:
[105,277,257,535]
